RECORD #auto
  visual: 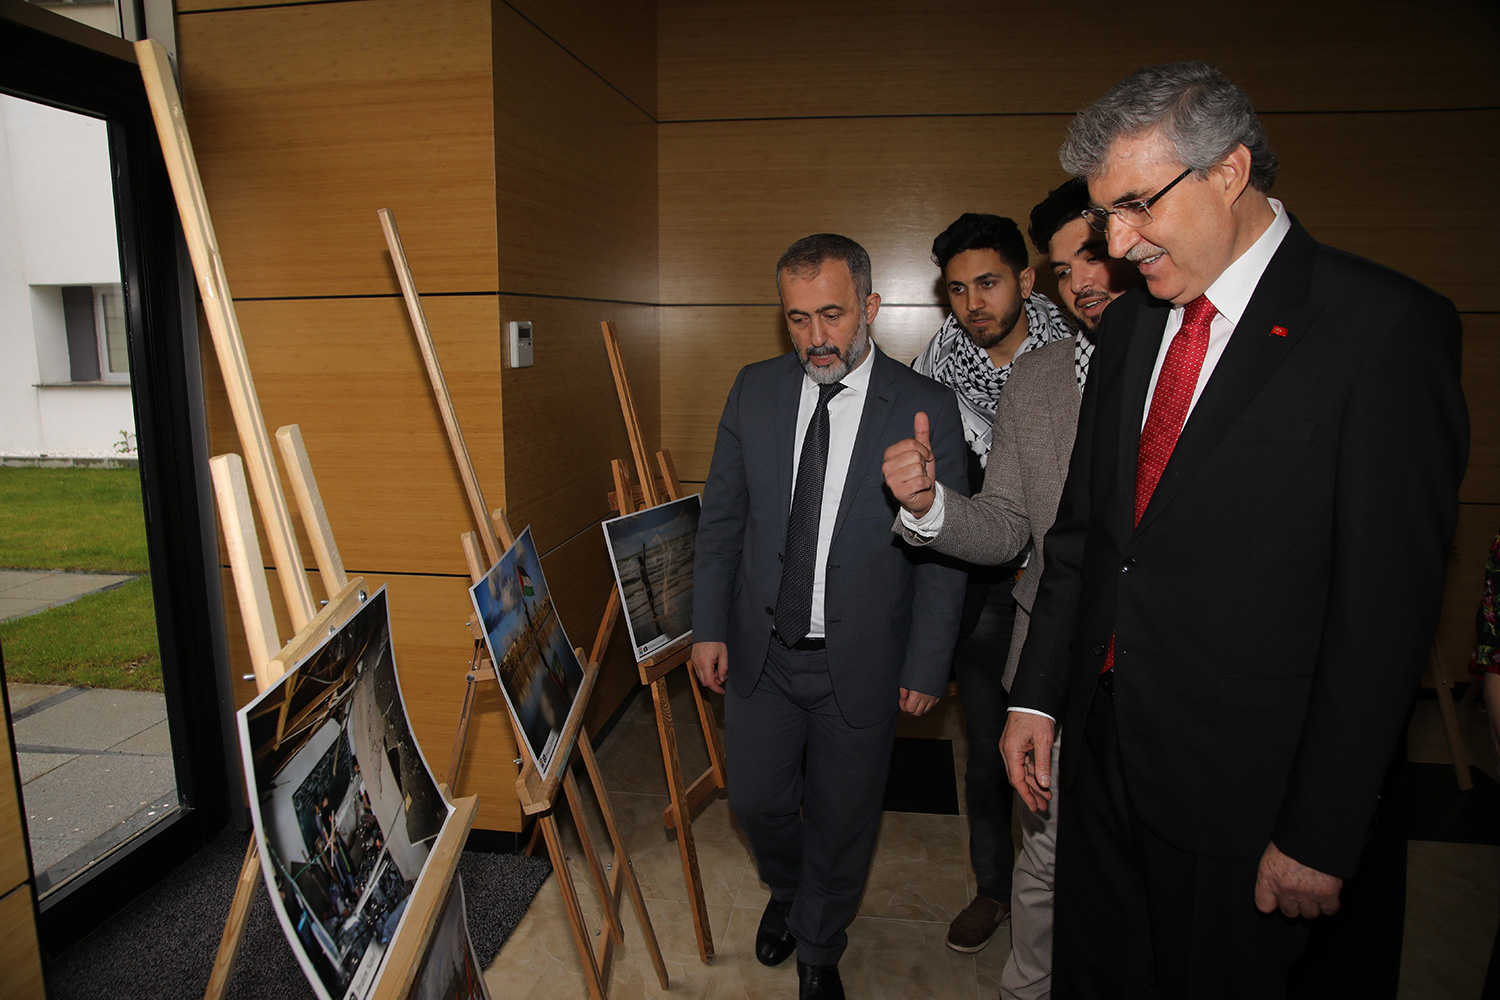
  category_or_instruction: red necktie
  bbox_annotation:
[1104,294,1216,674]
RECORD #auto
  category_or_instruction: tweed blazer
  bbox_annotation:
[897,336,1082,689]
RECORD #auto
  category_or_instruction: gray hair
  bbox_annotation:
[1060,62,1278,193]
[776,233,873,302]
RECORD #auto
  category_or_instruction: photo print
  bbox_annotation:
[237,587,452,1000]
[410,875,491,1000]
[601,494,700,661]
[469,527,586,780]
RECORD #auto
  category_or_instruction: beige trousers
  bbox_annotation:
[999,729,1063,1000]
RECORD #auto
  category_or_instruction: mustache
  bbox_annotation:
[1125,242,1165,264]
[804,344,842,358]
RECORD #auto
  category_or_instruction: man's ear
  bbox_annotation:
[864,292,881,324]
[1216,143,1253,205]
[1019,267,1036,299]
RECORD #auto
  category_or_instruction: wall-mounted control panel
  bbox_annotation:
[508,320,533,368]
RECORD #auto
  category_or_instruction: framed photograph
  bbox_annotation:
[237,586,452,1000]
[468,526,586,780]
[601,494,700,661]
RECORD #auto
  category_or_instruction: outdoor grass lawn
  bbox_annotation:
[0,467,161,691]
[0,467,150,573]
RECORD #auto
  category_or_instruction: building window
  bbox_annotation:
[57,283,128,382]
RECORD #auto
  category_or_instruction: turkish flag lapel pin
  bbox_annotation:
[1270,324,1289,338]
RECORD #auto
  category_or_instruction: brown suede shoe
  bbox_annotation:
[945,894,1010,953]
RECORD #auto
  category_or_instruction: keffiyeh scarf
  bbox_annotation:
[913,291,1075,464]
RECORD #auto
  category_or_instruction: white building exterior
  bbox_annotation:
[1,93,136,461]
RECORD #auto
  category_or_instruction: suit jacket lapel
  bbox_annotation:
[1134,219,1325,534]
[1117,299,1171,537]
[775,357,803,535]
[831,350,895,543]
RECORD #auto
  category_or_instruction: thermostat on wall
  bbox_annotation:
[509,320,533,368]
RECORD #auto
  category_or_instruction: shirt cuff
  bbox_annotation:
[897,483,946,537]
[1008,706,1057,723]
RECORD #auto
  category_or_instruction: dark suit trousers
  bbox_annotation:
[953,573,1017,902]
[1054,678,1312,1000]
[725,639,898,966]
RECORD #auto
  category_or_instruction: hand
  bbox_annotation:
[881,412,938,518]
[1000,711,1055,812]
[690,641,729,694]
[1254,842,1342,918]
[899,687,940,716]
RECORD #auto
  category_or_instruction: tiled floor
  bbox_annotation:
[483,672,1500,998]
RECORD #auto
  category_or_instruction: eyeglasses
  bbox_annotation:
[1081,167,1194,232]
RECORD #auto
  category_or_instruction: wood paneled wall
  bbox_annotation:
[657,0,1500,680]
[177,0,658,832]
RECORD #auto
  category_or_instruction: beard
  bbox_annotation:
[798,313,872,384]
[961,296,1025,349]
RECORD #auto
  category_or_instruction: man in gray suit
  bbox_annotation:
[882,180,1136,999]
[692,233,969,1000]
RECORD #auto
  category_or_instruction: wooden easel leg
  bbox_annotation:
[686,667,728,790]
[576,731,669,988]
[564,770,624,948]
[1430,641,1474,791]
[203,841,261,1000]
[538,814,607,1000]
[650,676,716,962]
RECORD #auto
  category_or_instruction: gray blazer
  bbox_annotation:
[897,336,1081,690]
[694,347,970,728]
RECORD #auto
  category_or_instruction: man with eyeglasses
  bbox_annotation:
[999,62,1467,997]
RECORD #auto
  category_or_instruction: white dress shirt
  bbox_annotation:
[789,345,875,637]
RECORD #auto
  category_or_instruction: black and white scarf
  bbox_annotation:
[913,291,1074,464]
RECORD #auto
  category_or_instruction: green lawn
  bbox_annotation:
[0,467,161,692]
[0,577,162,692]
[0,467,150,573]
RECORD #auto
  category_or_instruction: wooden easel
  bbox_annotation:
[598,320,726,963]
[380,208,667,998]
[136,39,477,1000]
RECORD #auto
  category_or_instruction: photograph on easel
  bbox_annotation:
[410,874,491,1000]
[469,526,586,780]
[237,587,452,1000]
[601,494,701,661]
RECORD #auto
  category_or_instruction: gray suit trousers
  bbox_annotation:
[724,640,898,966]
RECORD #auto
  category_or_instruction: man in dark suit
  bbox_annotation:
[692,233,969,1000]
[999,63,1469,998]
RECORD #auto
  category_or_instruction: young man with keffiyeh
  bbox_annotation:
[907,213,1074,954]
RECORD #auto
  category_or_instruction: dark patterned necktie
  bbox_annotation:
[1105,295,1215,674]
[773,381,846,644]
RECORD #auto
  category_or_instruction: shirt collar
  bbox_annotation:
[1199,197,1291,325]
[801,342,877,397]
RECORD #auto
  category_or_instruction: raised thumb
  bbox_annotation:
[913,410,931,448]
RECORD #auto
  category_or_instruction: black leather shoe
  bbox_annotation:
[797,960,845,1000]
[755,897,795,967]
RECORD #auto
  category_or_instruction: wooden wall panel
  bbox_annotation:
[177,0,497,298]
[499,299,657,551]
[200,295,505,578]
[660,116,1073,307]
[492,1,658,305]
[658,0,1500,121]
[660,111,1499,312]
[0,697,30,894]
[1435,504,1500,682]
[503,0,656,117]
[0,886,43,1000]
[218,568,524,832]
[1461,315,1498,505]
[660,304,946,483]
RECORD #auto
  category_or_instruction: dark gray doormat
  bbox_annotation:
[44,825,551,1000]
